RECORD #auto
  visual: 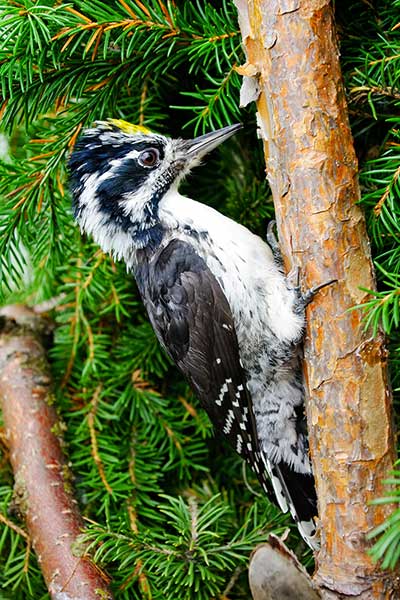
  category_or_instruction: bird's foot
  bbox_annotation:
[288,268,337,314]
[267,223,337,310]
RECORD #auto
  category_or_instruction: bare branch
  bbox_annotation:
[0,305,113,600]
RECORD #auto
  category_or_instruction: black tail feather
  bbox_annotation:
[274,462,319,549]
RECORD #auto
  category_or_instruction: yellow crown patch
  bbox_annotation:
[107,119,152,135]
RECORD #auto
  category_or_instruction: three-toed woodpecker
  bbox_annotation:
[69,119,319,549]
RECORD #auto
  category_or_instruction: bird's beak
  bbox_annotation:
[184,124,242,160]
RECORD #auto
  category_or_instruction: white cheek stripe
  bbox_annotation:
[123,149,141,160]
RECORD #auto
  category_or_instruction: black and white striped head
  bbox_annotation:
[69,119,241,258]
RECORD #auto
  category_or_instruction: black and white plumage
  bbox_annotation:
[69,119,319,548]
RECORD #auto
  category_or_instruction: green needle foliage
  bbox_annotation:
[0,0,399,597]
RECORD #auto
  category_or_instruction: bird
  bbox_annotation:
[69,119,321,549]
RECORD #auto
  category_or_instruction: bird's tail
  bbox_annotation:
[266,459,319,550]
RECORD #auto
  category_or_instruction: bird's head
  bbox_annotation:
[69,119,241,258]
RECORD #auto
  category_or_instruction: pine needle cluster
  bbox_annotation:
[0,0,399,597]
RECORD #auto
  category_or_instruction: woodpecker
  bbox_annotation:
[69,119,320,549]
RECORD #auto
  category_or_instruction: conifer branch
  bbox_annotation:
[0,305,113,599]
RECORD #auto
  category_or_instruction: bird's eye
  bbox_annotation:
[138,148,160,168]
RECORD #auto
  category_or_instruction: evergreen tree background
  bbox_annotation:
[0,0,399,597]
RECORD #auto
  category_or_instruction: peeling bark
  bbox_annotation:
[235,1,398,598]
[0,305,113,600]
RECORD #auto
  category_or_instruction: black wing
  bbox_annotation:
[135,239,318,548]
[135,239,271,493]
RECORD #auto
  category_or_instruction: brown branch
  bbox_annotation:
[0,305,113,600]
[235,1,399,598]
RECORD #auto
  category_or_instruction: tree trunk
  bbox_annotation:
[235,1,399,598]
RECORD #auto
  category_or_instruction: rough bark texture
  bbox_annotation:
[0,305,113,600]
[235,1,398,598]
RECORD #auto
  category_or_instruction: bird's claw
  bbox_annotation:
[301,279,337,307]
[268,222,337,306]
[286,265,300,289]
[289,269,337,314]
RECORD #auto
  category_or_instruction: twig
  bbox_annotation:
[87,385,113,495]
[125,427,152,598]
[220,565,245,599]
[0,509,29,539]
